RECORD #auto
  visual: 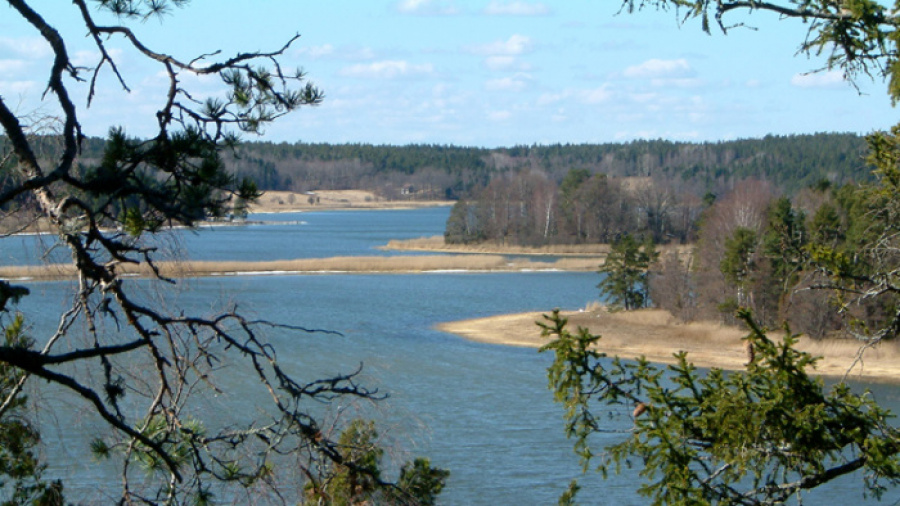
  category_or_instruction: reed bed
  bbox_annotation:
[381,236,612,256]
[383,235,693,261]
[0,254,601,282]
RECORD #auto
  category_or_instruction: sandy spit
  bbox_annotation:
[436,307,900,383]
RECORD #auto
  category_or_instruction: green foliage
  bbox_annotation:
[720,227,757,302]
[539,309,900,504]
[0,315,63,505]
[598,235,658,311]
[303,419,449,506]
[444,199,482,244]
[809,201,844,246]
[545,1,900,503]
[132,414,205,474]
[806,125,900,341]
[395,458,449,506]
[763,197,807,281]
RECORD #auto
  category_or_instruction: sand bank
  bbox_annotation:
[437,307,900,383]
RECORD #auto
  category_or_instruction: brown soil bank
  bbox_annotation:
[0,255,602,281]
[437,307,900,383]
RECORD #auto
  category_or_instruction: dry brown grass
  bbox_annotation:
[0,254,601,282]
[383,236,692,262]
[249,190,452,213]
[437,306,900,382]
[382,235,612,256]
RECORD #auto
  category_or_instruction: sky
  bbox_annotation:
[1,0,897,147]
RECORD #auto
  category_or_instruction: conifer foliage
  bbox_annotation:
[544,1,900,503]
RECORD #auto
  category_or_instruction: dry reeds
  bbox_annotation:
[382,236,693,264]
[381,236,613,257]
[0,254,602,282]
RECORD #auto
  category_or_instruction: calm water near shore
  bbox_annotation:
[5,208,900,504]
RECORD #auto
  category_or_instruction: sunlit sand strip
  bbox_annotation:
[0,255,601,282]
[437,307,900,383]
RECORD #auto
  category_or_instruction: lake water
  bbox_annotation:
[3,208,900,504]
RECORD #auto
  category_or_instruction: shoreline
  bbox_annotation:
[436,307,900,383]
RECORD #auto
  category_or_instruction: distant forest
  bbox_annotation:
[219,133,872,199]
[2,132,871,199]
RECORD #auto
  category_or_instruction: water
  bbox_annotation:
[0,207,452,265]
[4,208,900,504]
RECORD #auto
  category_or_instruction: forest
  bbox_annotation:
[224,132,871,198]
[7,131,862,197]
[1,132,872,234]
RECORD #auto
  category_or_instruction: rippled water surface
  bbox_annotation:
[6,208,900,504]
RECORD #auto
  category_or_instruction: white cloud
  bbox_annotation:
[485,76,530,92]
[297,44,335,58]
[296,44,375,61]
[536,85,613,106]
[629,92,658,104]
[487,110,512,121]
[649,77,703,88]
[70,48,125,69]
[0,37,52,59]
[790,70,846,89]
[484,55,531,71]
[483,1,550,16]
[579,86,613,104]
[469,34,533,56]
[623,58,694,80]
[0,80,39,95]
[0,59,29,74]
[394,0,460,15]
[338,60,435,79]
[536,91,564,106]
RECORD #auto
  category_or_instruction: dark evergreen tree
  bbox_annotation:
[598,235,658,311]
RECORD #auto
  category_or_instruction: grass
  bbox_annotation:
[0,255,602,281]
[382,235,693,261]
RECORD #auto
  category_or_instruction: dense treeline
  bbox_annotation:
[647,177,898,340]
[1,132,871,201]
[222,133,871,198]
[444,169,705,246]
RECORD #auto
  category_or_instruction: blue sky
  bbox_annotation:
[1,0,896,147]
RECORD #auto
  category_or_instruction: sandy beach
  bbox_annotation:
[437,306,900,383]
